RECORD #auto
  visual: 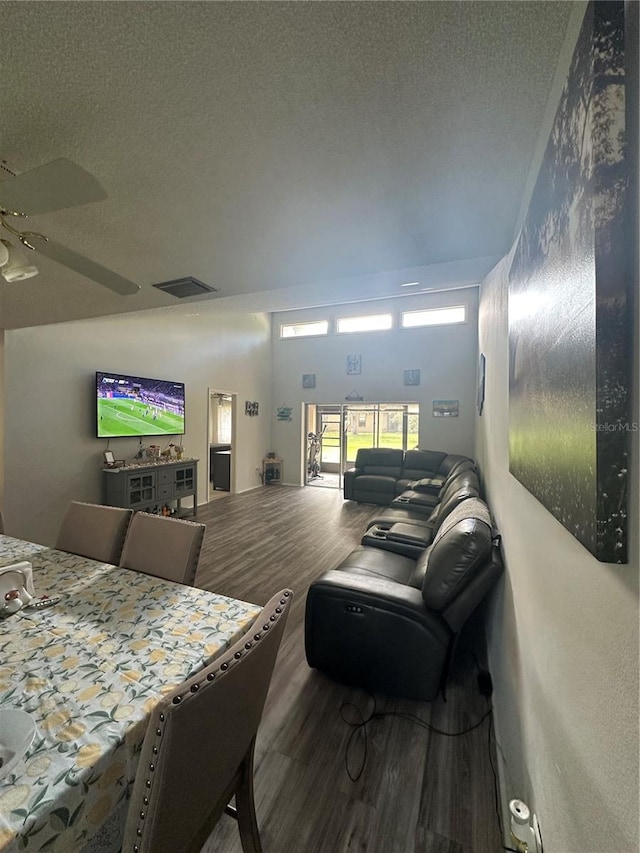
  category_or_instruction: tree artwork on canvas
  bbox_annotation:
[508,1,630,562]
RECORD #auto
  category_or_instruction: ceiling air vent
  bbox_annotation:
[153,277,218,299]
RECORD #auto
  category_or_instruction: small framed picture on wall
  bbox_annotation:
[302,374,316,389]
[477,353,486,415]
[404,369,421,386]
[346,354,362,375]
[432,400,459,418]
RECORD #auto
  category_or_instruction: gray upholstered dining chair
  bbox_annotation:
[55,501,133,564]
[119,512,206,586]
[122,588,293,853]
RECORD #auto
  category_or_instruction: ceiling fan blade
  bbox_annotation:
[28,235,140,296]
[0,158,107,216]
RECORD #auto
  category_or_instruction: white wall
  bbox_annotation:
[476,254,639,853]
[4,305,271,545]
[271,288,479,484]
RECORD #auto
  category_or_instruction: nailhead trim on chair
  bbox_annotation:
[129,591,291,852]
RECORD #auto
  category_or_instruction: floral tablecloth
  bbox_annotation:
[0,535,260,852]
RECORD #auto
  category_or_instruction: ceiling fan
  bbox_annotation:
[0,158,140,295]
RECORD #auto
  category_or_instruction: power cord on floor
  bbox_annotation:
[339,691,377,782]
[340,663,519,852]
[339,690,492,783]
[378,705,493,736]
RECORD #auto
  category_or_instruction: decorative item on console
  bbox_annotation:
[107,441,188,468]
[0,563,35,617]
[160,442,185,461]
[103,450,125,468]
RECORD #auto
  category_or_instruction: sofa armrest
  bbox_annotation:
[343,467,359,500]
[392,490,440,509]
[306,569,447,634]
[386,522,434,546]
[305,569,451,701]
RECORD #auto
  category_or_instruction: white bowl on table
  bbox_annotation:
[0,708,36,779]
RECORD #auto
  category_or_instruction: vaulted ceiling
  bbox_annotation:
[0,1,573,329]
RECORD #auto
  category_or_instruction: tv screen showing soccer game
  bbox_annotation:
[97,372,185,438]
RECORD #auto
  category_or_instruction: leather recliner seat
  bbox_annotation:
[389,468,480,515]
[305,498,503,701]
[362,476,482,558]
[342,448,404,505]
[393,450,475,496]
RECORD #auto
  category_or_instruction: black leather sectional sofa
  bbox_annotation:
[343,447,475,505]
[305,451,503,701]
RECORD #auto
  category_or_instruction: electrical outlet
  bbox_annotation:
[509,799,541,853]
[532,813,543,853]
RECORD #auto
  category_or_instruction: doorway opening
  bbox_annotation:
[304,402,420,490]
[208,390,236,501]
[305,405,342,489]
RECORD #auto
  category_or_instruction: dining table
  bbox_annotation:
[0,533,261,853]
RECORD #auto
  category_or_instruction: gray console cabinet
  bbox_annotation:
[103,460,198,517]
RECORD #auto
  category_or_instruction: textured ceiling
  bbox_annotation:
[0,1,573,329]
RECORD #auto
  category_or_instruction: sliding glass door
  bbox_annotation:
[305,402,420,488]
[344,403,419,466]
[318,410,341,468]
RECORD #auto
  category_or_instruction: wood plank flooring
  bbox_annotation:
[194,486,503,853]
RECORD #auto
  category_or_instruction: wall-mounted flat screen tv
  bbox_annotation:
[97,372,185,438]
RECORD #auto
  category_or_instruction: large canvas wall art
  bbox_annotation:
[508,1,631,563]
